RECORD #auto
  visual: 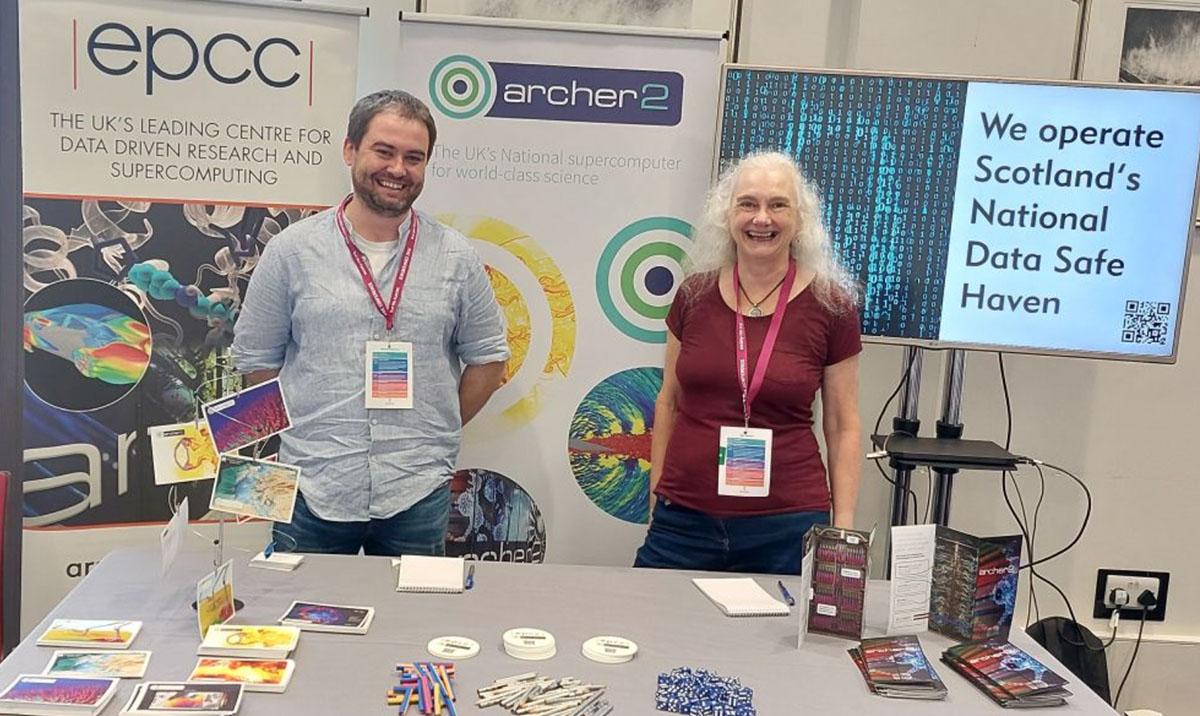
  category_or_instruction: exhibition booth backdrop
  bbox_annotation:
[14,0,725,634]
[11,0,1200,645]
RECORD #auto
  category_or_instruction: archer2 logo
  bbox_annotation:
[428,54,683,126]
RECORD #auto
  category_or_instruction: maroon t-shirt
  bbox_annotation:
[656,278,862,517]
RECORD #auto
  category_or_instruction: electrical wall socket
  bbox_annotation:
[1093,568,1170,621]
[1103,575,1159,609]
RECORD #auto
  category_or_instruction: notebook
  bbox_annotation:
[395,555,465,593]
[692,577,791,617]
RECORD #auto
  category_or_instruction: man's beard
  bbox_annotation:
[352,170,422,217]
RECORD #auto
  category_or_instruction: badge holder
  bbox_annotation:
[365,340,414,409]
[717,425,773,497]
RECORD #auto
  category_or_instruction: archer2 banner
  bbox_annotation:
[392,15,723,565]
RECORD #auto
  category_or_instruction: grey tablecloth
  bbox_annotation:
[0,548,1117,715]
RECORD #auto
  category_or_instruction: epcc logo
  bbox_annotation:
[429,55,683,126]
[85,21,306,95]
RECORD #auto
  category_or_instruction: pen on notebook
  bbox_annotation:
[777,580,795,607]
[465,564,475,590]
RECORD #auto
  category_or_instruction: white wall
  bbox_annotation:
[739,0,1077,77]
[741,1,1198,713]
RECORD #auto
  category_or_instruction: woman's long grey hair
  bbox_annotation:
[684,151,859,312]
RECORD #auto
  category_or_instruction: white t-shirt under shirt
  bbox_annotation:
[352,235,398,279]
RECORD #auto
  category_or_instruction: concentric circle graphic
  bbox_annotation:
[596,217,693,343]
[437,214,576,430]
[568,367,663,524]
[429,55,494,119]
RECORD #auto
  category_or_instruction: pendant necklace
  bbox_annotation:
[738,274,787,317]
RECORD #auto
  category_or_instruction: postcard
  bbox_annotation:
[149,422,219,485]
[209,455,300,523]
[36,619,142,649]
[0,674,118,708]
[44,650,151,678]
[197,625,299,660]
[196,560,235,639]
[280,601,373,631]
[188,658,294,692]
[125,681,243,714]
[202,379,291,453]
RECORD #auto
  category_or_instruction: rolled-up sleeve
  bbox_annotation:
[231,239,293,373]
[453,252,510,366]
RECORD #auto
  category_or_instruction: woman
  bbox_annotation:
[635,151,862,574]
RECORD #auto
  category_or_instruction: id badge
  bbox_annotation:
[365,341,413,409]
[717,426,772,497]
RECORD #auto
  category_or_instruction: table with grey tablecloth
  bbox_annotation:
[0,548,1117,715]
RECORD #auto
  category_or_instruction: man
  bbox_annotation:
[231,90,509,556]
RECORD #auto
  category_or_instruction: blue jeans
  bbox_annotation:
[634,499,828,574]
[273,485,450,557]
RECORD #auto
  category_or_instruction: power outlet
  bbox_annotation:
[1103,575,1159,609]
[1093,569,1170,621]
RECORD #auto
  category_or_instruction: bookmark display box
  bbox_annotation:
[929,527,1022,642]
[803,525,872,640]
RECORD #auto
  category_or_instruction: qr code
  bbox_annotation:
[1121,300,1171,345]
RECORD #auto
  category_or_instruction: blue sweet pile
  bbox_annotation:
[655,667,756,716]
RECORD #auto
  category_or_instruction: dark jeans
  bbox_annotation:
[273,485,450,557]
[634,498,828,574]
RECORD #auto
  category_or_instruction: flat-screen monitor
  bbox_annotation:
[718,66,1200,362]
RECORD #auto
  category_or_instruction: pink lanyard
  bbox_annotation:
[732,259,797,427]
[334,194,419,332]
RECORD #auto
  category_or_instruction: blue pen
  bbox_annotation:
[777,580,796,607]
[464,564,475,590]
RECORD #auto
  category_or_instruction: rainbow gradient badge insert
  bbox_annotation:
[718,426,772,497]
[365,341,413,409]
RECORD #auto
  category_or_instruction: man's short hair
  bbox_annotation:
[346,90,437,154]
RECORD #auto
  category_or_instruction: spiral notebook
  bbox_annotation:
[395,555,465,593]
[692,577,791,617]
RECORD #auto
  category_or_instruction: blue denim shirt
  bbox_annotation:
[231,207,509,521]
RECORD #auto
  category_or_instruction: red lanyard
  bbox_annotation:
[334,194,419,332]
[733,259,796,427]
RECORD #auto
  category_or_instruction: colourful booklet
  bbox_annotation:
[929,527,1022,642]
[44,650,152,679]
[803,525,872,639]
[36,619,142,650]
[278,601,374,634]
[942,639,1071,708]
[849,635,947,700]
[188,658,295,693]
[0,674,119,715]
